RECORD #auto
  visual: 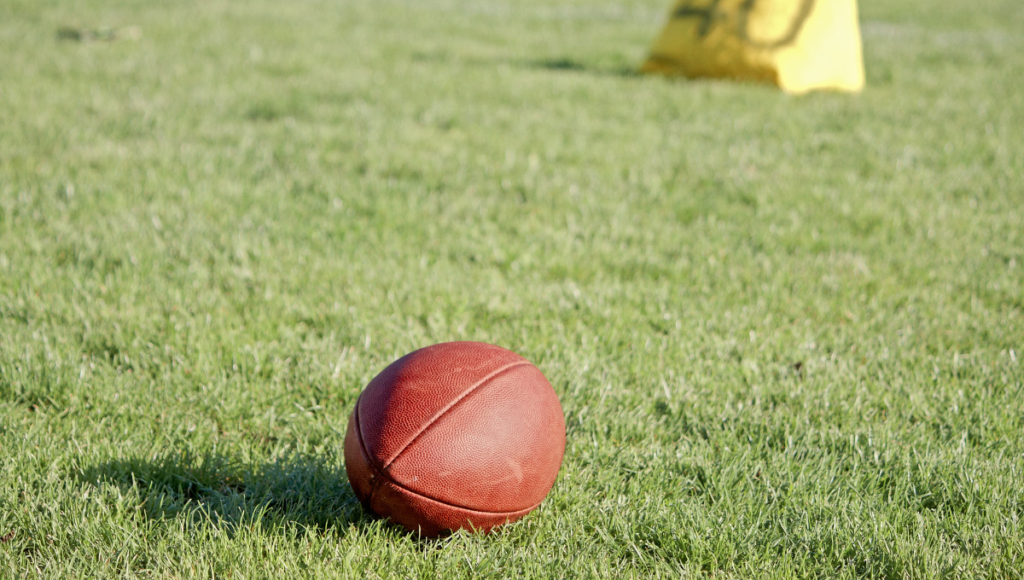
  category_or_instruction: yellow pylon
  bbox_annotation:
[641,0,865,94]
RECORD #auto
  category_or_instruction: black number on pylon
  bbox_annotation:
[736,0,816,49]
[672,0,727,39]
[671,0,816,49]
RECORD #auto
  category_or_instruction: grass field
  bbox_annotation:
[1,0,1023,576]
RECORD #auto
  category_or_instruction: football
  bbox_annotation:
[344,341,566,537]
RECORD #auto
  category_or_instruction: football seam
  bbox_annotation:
[378,475,547,517]
[355,395,545,516]
[352,399,385,510]
[379,359,533,469]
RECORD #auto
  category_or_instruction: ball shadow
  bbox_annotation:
[77,450,377,536]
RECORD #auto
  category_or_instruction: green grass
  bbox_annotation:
[1,0,1022,576]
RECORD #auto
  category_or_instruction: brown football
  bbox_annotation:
[344,341,566,537]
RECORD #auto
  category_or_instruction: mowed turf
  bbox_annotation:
[1,0,1022,576]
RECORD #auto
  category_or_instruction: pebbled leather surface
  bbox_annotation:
[344,341,566,536]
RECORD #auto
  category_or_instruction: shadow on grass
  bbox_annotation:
[525,57,642,78]
[409,49,642,78]
[78,451,373,535]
